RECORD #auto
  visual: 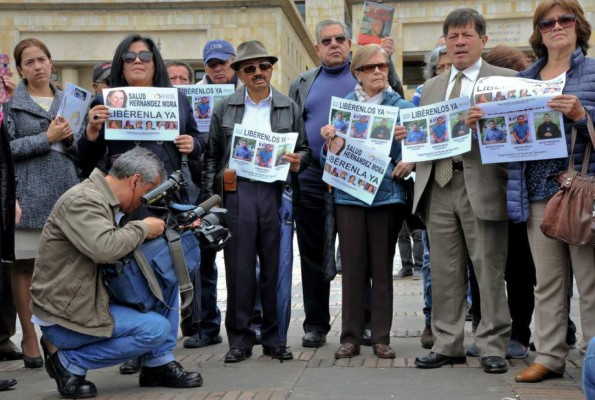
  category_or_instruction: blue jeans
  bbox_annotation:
[41,284,179,376]
[421,230,432,327]
[584,337,595,399]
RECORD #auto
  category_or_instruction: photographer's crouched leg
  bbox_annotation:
[41,302,201,399]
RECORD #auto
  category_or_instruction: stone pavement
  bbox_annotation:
[0,239,586,400]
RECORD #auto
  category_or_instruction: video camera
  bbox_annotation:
[141,170,231,251]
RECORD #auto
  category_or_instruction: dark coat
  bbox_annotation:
[7,82,80,229]
[0,115,16,262]
[202,86,311,201]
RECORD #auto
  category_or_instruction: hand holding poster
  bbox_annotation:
[400,97,471,162]
[358,1,395,46]
[229,124,299,183]
[176,84,235,132]
[0,54,10,104]
[322,132,390,205]
[57,82,91,135]
[476,95,567,163]
[104,87,179,141]
[329,96,398,156]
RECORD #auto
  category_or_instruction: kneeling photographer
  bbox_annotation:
[30,148,203,399]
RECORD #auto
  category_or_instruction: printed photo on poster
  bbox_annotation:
[450,111,470,138]
[479,117,507,145]
[232,137,256,161]
[357,1,395,46]
[331,109,350,134]
[509,114,531,145]
[534,111,563,140]
[430,115,449,144]
[404,120,427,146]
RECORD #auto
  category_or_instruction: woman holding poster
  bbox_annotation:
[79,33,202,182]
[320,44,413,360]
[505,0,595,384]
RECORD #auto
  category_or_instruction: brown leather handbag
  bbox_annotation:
[540,113,595,246]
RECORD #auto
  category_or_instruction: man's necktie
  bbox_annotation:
[434,71,464,187]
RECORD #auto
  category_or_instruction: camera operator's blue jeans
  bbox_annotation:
[41,286,179,376]
[583,337,595,400]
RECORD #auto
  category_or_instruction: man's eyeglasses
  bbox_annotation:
[538,13,577,33]
[239,62,273,74]
[122,51,154,64]
[356,62,389,73]
[319,35,347,47]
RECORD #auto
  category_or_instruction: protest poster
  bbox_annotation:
[357,1,395,45]
[228,124,299,183]
[322,132,390,205]
[329,96,398,156]
[104,87,179,141]
[473,73,565,104]
[57,82,91,136]
[176,84,235,132]
[0,54,10,104]
[400,97,471,162]
[476,95,567,164]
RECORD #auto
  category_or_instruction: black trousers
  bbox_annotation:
[223,181,280,350]
[0,264,16,344]
[336,204,403,345]
[295,190,331,334]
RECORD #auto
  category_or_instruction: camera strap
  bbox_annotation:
[131,228,194,310]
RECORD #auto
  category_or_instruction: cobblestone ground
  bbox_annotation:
[0,237,586,400]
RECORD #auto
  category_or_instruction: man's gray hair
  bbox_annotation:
[423,45,447,80]
[108,147,165,185]
[315,20,351,43]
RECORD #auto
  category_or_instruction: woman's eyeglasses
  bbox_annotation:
[122,51,154,64]
[538,13,577,33]
[239,62,273,74]
[319,35,347,47]
[356,62,389,73]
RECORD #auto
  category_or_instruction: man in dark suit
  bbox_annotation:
[397,8,515,374]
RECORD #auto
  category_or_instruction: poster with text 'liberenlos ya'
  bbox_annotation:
[176,84,235,133]
[104,87,179,141]
[357,1,395,46]
[476,95,567,164]
[323,132,391,205]
[329,96,399,157]
[228,124,299,183]
[400,97,471,163]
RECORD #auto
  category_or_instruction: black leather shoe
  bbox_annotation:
[0,346,23,361]
[481,356,508,374]
[184,333,223,349]
[414,352,466,368]
[0,379,17,391]
[46,351,97,399]
[362,329,372,346]
[119,356,141,375]
[139,361,202,388]
[263,345,293,362]
[224,348,252,363]
[302,331,326,348]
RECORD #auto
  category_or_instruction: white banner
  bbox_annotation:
[329,96,399,156]
[104,87,179,141]
[228,124,299,183]
[400,97,471,162]
[476,95,567,164]
[322,132,390,205]
[176,84,235,132]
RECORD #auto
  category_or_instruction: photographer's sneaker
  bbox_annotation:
[139,361,202,388]
[393,268,413,279]
[506,339,529,359]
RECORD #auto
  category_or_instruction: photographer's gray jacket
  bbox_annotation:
[31,169,149,337]
[7,82,80,228]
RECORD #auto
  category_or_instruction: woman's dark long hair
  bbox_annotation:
[110,33,171,88]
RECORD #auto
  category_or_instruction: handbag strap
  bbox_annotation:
[164,228,194,309]
[568,112,595,176]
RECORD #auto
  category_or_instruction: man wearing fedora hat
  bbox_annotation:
[202,40,311,363]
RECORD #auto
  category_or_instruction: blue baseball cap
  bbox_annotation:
[203,40,236,64]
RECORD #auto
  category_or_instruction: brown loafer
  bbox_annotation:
[515,363,563,383]
[335,343,360,359]
[373,344,396,359]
